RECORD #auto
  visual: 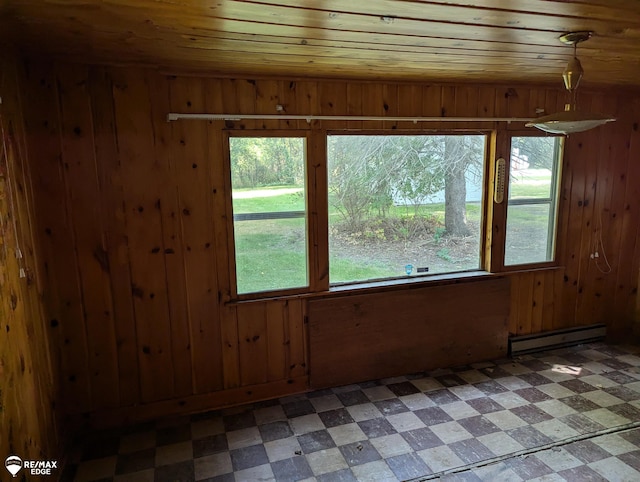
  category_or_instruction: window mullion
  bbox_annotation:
[308,129,329,292]
[485,128,510,272]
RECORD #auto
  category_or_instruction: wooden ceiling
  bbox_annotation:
[4,0,640,86]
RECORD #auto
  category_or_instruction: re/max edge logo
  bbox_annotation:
[5,455,58,477]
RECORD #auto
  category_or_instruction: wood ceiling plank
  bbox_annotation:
[11,0,636,49]
[233,0,640,35]
[5,0,640,85]
[13,2,638,60]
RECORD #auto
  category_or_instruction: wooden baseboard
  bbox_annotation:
[69,376,309,431]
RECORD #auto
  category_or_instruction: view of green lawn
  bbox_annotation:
[232,178,552,292]
[233,186,402,292]
[230,135,559,293]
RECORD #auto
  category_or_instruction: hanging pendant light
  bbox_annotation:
[526,31,616,135]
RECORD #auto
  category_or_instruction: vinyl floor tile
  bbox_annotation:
[66,342,640,482]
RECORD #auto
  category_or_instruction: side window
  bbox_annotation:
[504,136,563,266]
[229,136,308,294]
[327,134,487,285]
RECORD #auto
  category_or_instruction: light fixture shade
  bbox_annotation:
[526,31,616,135]
[525,109,616,135]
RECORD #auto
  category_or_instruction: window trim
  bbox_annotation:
[325,130,490,286]
[226,130,314,299]
[222,128,565,301]
[500,132,564,271]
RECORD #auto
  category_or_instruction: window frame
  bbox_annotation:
[222,127,566,302]
[225,130,315,300]
[325,130,491,287]
[486,130,564,273]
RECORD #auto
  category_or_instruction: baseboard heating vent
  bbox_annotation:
[509,323,606,356]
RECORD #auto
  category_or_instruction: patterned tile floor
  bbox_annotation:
[62,342,640,481]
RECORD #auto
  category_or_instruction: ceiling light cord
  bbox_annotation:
[593,209,612,274]
[0,112,26,278]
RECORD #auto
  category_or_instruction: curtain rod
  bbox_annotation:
[166,113,531,123]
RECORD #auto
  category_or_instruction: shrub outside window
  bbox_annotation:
[327,134,487,285]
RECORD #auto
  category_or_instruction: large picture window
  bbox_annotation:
[229,136,308,294]
[327,134,487,285]
[226,130,565,298]
[504,136,563,266]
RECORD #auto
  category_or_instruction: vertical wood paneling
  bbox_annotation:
[221,304,241,389]
[220,78,240,120]
[56,64,120,409]
[203,78,233,300]
[599,96,632,332]
[454,86,479,126]
[88,67,141,407]
[382,84,398,130]
[422,84,441,119]
[542,270,556,332]
[295,81,319,129]
[278,80,298,129]
[346,82,364,129]
[320,81,348,130]
[203,78,240,389]
[255,79,281,130]
[398,84,420,119]
[149,74,194,398]
[478,87,496,118]
[236,79,259,130]
[266,302,287,382]
[14,63,640,425]
[559,125,589,328]
[552,268,566,330]
[613,97,640,325]
[362,83,385,129]
[528,89,546,120]
[0,52,61,464]
[441,86,456,128]
[237,302,268,386]
[506,87,530,119]
[531,271,545,333]
[169,77,223,394]
[574,93,600,327]
[112,69,175,402]
[494,87,510,118]
[21,61,92,412]
[508,274,520,335]
[518,272,534,335]
[510,269,560,335]
[286,299,306,378]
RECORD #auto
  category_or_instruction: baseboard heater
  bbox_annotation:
[509,324,606,356]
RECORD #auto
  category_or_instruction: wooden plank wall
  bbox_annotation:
[15,59,640,425]
[0,54,61,463]
[308,278,510,389]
